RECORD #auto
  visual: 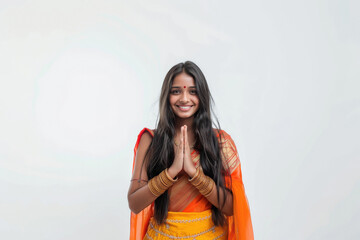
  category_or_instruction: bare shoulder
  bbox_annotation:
[131,128,155,179]
[137,129,154,152]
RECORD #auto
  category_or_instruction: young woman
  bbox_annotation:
[128,61,254,240]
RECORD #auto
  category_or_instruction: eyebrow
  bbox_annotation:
[171,86,196,88]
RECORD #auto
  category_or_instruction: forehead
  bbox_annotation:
[172,72,195,86]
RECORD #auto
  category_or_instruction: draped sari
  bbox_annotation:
[129,128,254,240]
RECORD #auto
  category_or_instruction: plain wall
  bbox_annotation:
[0,0,359,239]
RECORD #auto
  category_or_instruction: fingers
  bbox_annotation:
[181,126,184,153]
[182,125,196,177]
[171,126,185,175]
[184,125,188,149]
[183,125,190,153]
[177,125,190,154]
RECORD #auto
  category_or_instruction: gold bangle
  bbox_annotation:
[165,168,178,183]
[191,168,206,188]
[200,182,212,197]
[189,167,200,182]
[158,172,168,188]
[201,177,212,195]
[161,169,176,186]
[161,171,174,189]
[202,179,215,198]
[154,176,163,195]
[188,168,215,198]
[148,175,162,197]
[148,178,159,196]
[156,173,165,191]
[148,169,177,197]
[198,175,208,189]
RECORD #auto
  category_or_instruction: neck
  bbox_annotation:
[174,117,196,146]
[174,116,194,131]
[174,117,196,144]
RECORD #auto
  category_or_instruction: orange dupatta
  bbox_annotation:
[129,128,254,240]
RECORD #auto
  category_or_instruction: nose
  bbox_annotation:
[180,91,189,103]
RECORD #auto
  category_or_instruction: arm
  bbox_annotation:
[188,168,234,216]
[127,132,157,214]
[127,130,184,214]
[182,125,233,216]
[203,180,233,216]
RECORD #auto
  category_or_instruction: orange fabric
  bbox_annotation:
[129,128,254,240]
[129,128,154,240]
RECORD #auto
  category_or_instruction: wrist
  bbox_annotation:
[187,167,197,178]
[148,169,178,197]
[167,166,179,179]
[188,168,214,198]
[188,167,200,181]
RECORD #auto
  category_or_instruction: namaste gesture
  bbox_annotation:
[168,125,197,179]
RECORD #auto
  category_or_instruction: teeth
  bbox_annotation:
[179,106,191,109]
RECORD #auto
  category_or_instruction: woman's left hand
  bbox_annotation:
[182,125,197,178]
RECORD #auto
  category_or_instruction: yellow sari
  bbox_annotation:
[130,128,254,240]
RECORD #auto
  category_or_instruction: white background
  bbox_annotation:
[0,0,359,239]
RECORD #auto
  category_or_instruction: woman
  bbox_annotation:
[128,61,254,239]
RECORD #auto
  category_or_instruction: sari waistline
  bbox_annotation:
[144,210,227,240]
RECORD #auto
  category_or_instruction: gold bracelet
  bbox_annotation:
[158,172,168,187]
[190,168,206,188]
[202,178,215,197]
[188,167,215,198]
[198,175,209,190]
[156,173,166,191]
[161,169,177,186]
[148,169,178,197]
[148,178,159,196]
[200,177,214,197]
[165,168,178,183]
[149,174,162,196]
[189,167,200,182]
[159,172,171,188]
[150,176,163,196]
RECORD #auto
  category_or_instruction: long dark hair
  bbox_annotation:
[144,61,230,226]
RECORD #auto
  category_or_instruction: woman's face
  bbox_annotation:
[169,72,199,119]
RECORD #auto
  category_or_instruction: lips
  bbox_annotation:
[177,105,193,111]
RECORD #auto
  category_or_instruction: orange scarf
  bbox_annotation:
[130,128,254,240]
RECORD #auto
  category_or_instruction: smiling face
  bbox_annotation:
[169,72,199,120]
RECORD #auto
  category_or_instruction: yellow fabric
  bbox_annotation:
[144,210,227,240]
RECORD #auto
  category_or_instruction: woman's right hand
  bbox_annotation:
[168,126,184,179]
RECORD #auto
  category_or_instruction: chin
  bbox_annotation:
[175,113,195,119]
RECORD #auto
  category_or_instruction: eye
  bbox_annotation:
[190,90,197,95]
[171,89,180,94]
